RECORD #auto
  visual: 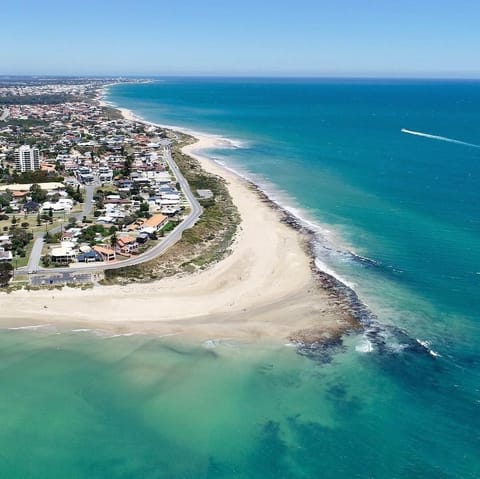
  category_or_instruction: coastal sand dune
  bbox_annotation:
[0,132,349,343]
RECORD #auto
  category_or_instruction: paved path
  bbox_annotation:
[26,233,44,273]
[23,147,202,277]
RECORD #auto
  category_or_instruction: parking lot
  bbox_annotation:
[30,272,93,287]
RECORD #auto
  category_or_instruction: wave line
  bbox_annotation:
[401,128,480,148]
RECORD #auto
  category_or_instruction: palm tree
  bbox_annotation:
[110,232,118,249]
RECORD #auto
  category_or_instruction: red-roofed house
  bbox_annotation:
[116,235,138,255]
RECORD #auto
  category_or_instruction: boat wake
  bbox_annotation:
[401,128,480,148]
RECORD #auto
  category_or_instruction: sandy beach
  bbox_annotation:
[0,108,352,344]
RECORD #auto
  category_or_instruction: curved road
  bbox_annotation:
[23,147,202,276]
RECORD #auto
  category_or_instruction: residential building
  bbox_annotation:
[50,242,77,264]
[0,247,12,262]
[140,213,168,232]
[93,245,116,262]
[15,145,40,172]
[116,235,138,255]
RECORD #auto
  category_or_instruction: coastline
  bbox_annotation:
[0,93,363,347]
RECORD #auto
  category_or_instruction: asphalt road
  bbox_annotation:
[26,233,45,273]
[24,147,202,277]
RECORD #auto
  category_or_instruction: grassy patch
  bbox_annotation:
[0,212,70,235]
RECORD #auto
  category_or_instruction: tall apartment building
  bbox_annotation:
[14,145,40,172]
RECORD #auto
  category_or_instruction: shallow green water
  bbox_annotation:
[0,330,477,478]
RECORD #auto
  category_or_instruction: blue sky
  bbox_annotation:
[1,0,479,77]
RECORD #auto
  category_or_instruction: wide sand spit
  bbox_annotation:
[0,109,357,344]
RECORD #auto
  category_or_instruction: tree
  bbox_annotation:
[122,156,133,177]
[36,213,41,226]
[110,232,118,248]
[65,184,83,203]
[11,215,17,226]
[0,193,11,208]
[10,228,33,255]
[139,202,150,218]
[55,160,65,172]
[41,255,51,268]
[0,262,13,286]
[75,185,83,203]
[29,183,47,203]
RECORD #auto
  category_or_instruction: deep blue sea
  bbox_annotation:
[2,79,478,478]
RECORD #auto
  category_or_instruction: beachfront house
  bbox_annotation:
[92,245,116,262]
[77,250,103,263]
[50,241,77,264]
[116,235,138,255]
[139,213,168,232]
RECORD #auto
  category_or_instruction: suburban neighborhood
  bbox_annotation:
[0,78,203,286]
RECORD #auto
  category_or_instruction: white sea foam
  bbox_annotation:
[202,338,236,349]
[401,128,480,148]
[105,332,139,339]
[416,339,442,358]
[355,338,373,353]
[314,258,356,290]
[156,333,181,339]
[8,324,53,331]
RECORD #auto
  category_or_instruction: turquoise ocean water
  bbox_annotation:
[1,79,479,477]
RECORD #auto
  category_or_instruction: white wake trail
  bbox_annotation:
[401,128,480,148]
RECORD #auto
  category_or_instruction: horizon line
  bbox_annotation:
[2,73,480,81]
